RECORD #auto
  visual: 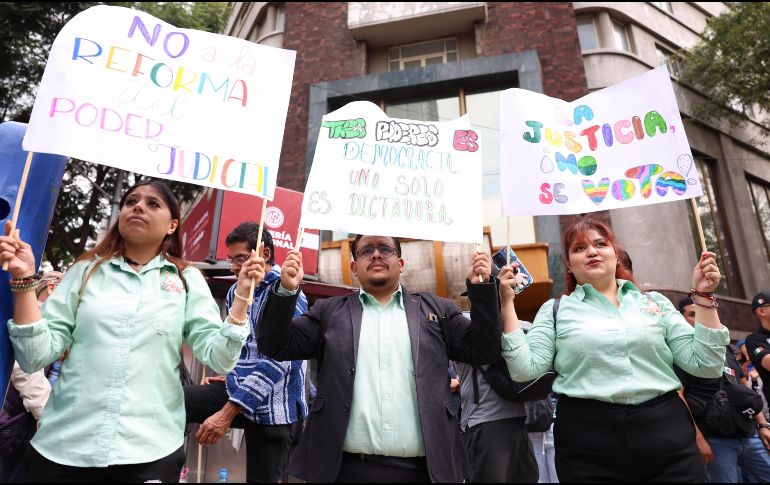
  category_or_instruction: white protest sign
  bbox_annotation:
[301,101,483,243]
[500,66,702,215]
[23,5,295,200]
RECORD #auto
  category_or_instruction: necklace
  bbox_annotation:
[124,256,148,266]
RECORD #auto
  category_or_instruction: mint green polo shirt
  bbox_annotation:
[342,286,425,457]
[502,280,729,405]
[8,255,249,467]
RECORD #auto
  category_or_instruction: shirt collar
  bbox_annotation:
[108,253,176,273]
[572,279,640,301]
[359,284,404,309]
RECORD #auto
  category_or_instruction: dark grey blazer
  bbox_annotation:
[257,281,502,482]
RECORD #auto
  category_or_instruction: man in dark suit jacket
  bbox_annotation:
[256,234,501,482]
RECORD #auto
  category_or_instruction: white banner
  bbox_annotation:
[23,5,295,200]
[500,66,702,215]
[301,101,483,244]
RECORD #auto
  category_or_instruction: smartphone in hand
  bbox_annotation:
[492,247,533,294]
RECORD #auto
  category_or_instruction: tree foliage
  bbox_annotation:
[0,2,232,270]
[679,2,770,132]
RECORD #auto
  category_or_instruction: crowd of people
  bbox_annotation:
[1,179,770,483]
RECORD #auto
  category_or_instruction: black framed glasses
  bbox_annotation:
[226,254,250,265]
[356,244,397,260]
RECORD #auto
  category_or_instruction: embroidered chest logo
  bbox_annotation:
[639,306,661,315]
[161,272,184,294]
[755,346,765,355]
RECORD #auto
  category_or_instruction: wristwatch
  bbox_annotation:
[757,422,770,430]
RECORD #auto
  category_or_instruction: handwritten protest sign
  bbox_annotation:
[500,66,702,215]
[301,101,483,243]
[22,5,295,200]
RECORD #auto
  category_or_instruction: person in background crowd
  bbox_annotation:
[455,313,538,483]
[34,271,63,304]
[676,297,770,482]
[746,292,770,420]
[528,392,559,484]
[0,180,253,483]
[500,218,729,482]
[185,222,308,483]
[0,361,51,483]
[256,235,502,482]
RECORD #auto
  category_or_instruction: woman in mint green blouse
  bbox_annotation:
[499,219,728,482]
[0,180,263,482]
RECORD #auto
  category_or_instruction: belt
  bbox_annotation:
[343,452,427,470]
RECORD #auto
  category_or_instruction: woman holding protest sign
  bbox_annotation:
[498,218,729,482]
[0,180,261,482]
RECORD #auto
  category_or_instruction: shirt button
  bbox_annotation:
[343,403,351,413]
[349,367,356,375]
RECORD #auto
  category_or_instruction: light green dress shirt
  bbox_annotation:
[8,255,249,467]
[502,280,729,405]
[341,286,425,457]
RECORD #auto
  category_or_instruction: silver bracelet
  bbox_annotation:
[227,310,248,326]
[233,290,249,303]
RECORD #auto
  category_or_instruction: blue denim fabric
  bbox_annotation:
[705,435,770,483]
[529,424,558,483]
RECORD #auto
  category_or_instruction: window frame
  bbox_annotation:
[388,37,459,72]
[687,156,744,297]
[655,44,683,78]
[650,2,674,14]
[611,19,631,52]
[576,16,599,52]
[747,176,770,273]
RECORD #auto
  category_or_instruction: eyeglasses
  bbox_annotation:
[226,254,250,265]
[356,244,397,260]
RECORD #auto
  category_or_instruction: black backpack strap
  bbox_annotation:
[472,367,481,405]
[552,297,561,328]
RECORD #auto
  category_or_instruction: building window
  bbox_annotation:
[687,157,742,297]
[655,45,682,78]
[748,177,770,272]
[388,38,458,71]
[651,2,674,14]
[576,17,598,51]
[248,3,285,47]
[612,20,631,52]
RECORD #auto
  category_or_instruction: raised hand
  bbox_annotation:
[0,221,36,278]
[235,244,266,298]
[281,249,304,291]
[498,264,520,301]
[466,250,491,283]
[692,251,721,294]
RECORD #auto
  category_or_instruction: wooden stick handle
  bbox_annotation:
[506,217,512,266]
[690,198,707,253]
[196,364,206,482]
[248,198,269,305]
[476,243,482,283]
[3,151,34,272]
[295,227,304,252]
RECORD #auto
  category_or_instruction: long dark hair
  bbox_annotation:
[76,179,189,290]
[562,218,635,294]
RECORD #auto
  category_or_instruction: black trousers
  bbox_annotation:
[24,445,185,483]
[554,391,706,483]
[462,416,539,483]
[336,452,430,483]
[184,381,294,483]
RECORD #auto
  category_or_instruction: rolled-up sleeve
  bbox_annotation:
[652,292,729,378]
[182,269,249,375]
[501,300,556,381]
